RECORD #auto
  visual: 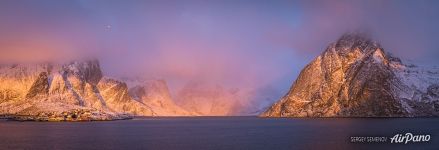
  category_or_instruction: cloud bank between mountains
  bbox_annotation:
[0,0,438,97]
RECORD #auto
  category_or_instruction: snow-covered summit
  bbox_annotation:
[262,33,439,117]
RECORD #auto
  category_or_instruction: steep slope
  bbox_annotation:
[262,33,439,117]
[96,77,155,116]
[124,78,194,116]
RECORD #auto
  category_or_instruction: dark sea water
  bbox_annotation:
[0,117,438,150]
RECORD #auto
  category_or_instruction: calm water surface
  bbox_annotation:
[0,117,438,150]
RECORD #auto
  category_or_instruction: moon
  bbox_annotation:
[105,25,112,30]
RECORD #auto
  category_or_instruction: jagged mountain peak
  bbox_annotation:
[317,33,391,77]
[328,32,381,57]
[62,59,100,71]
[61,59,102,85]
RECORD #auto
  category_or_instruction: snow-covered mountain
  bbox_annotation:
[123,78,195,116]
[0,60,192,121]
[261,33,439,117]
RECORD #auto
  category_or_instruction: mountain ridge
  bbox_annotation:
[261,33,439,117]
[0,60,193,121]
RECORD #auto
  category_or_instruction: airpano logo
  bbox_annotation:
[350,133,431,144]
[390,133,430,144]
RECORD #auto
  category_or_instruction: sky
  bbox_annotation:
[1,0,439,102]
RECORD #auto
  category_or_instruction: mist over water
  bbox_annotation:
[1,0,439,111]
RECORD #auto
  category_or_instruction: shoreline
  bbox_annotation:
[0,114,133,122]
[2,115,439,122]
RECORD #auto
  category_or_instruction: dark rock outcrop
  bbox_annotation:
[25,72,50,99]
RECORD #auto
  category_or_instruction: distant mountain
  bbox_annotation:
[123,78,195,116]
[232,85,283,115]
[0,60,192,121]
[176,81,242,116]
[261,33,439,117]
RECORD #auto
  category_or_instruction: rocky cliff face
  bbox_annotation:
[0,60,192,121]
[261,33,439,117]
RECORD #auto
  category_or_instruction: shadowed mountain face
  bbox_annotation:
[262,33,439,117]
[124,78,195,116]
[0,60,191,121]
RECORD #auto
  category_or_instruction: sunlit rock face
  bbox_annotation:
[0,60,192,121]
[96,77,155,116]
[0,64,51,103]
[0,60,117,120]
[262,33,439,117]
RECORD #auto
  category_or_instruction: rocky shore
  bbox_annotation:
[5,109,132,122]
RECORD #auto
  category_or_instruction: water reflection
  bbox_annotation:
[0,117,438,150]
